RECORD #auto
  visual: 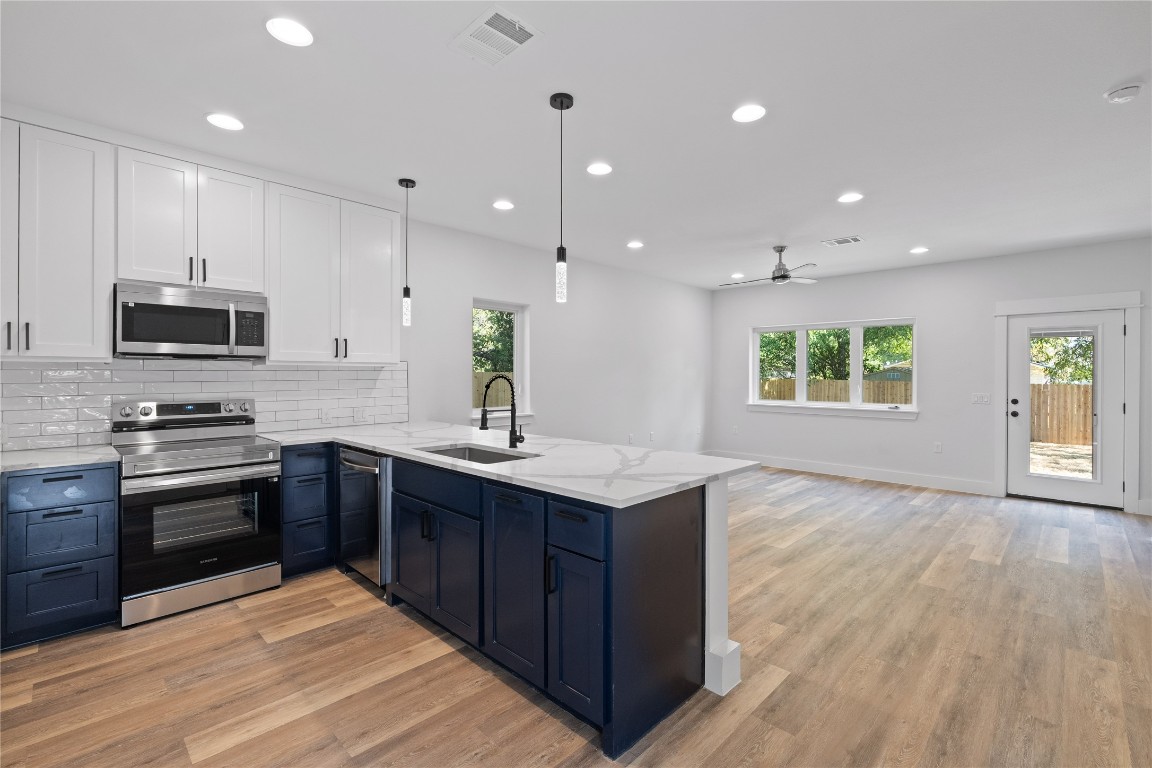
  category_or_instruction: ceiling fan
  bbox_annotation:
[720,245,817,287]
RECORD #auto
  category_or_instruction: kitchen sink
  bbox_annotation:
[416,443,541,464]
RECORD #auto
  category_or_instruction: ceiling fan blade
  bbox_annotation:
[718,276,775,287]
[789,276,818,284]
[788,263,817,272]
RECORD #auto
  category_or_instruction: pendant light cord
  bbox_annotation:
[559,107,564,247]
[404,186,410,284]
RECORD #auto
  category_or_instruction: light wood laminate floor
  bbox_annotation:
[2,468,1150,767]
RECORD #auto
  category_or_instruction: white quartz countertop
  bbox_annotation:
[0,445,121,473]
[264,421,761,507]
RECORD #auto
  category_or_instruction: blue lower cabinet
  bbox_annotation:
[482,485,547,688]
[390,492,432,614]
[547,545,606,725]
[282,517,332,576]
[3,555,118,639]
[430,506,480,645]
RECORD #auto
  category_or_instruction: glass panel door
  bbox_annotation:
[1028,330,1095,479]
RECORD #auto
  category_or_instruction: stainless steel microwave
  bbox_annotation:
[114,282,268,358]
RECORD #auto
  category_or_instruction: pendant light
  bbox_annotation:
[550,92,573,302]
[398,178,416,326]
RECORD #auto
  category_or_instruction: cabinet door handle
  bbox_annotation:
[343,338,348,358]
[297,520,324,529]
[188,256,194,282]
[553,509,587,523]
[494,494,522,505]
[545,555,558,594]
[41,565,83,578]
[43,474,84,483]
[201,258,207,284]
[419,509,430,539]
[334,337,339,358]
[42,508,85,518]
[24,322,30,350]
[5,320,10,350]
[427,513,437,542]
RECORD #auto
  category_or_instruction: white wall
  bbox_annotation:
[398,221,712,452]
[707,237,1151,506]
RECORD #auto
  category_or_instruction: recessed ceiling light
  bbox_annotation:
[266,18,313,47]
[492,200,514,210]
[837,192,864,203]
[1104,84,1141,104]
[731,104,766,123]
[627,241,643,249]
[587,162,612,176]
[206,113,244,131]
[731,273,744,279]
[909,246,929,255]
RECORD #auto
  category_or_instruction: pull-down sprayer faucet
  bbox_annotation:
[478,374,525,449]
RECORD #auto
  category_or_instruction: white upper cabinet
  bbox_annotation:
[266,183,341,362]
[340,201,398,364]
[18,125,114,358]
[197,166,264,293]
[1,119,18,358]
[116,147,197,285]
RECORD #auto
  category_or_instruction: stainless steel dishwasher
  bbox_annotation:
[337,449,391,587]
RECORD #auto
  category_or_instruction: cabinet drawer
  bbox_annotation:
[4,555,117,636]
[394,460,481,518]
[281,444,331,478]
[547,501,606,561]
[282,474,329,523]
[6,501,117,573]
[5,467,116,513]
[282,517,332,577]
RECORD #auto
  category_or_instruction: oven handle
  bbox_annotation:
[121,464,280,495]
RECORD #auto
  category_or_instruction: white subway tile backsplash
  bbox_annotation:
[2,362,408,451]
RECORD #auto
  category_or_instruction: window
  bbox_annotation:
[750,319,915,416]
[472,301,529,419]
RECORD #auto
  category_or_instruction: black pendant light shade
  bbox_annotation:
[551,93,573,302]
[398,178,415,326]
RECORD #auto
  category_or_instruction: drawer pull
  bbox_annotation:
[553,509,587,523]
[494,494,523,505]
[42,475,84,483]
[297,520,324,529]
[294,452,326,459]
[42,508,85,518]
[41,565,83,578]
[294,478,325,486]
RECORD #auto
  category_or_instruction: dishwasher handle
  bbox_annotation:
[339,454,379,474]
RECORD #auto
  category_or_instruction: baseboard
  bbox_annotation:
[704,450,999,496]
[1138,499,1152,517]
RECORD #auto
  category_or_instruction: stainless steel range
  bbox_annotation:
[114,398,281,627]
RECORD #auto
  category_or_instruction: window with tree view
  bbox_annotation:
[473,306,516,409]
[753,320,915,411]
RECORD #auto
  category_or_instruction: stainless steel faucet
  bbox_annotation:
[478,374,525,449]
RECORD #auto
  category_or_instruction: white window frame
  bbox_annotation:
[747,317,918,419]
[471,299,533,426]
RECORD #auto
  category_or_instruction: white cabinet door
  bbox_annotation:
[116,147,197,285]
[198,166,264,293]
[1,119,18,358]
[340,201,399,364]
[266,184,341,362]
[18,126,114,358]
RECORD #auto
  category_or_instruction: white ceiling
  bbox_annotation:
[2,1,1149,289]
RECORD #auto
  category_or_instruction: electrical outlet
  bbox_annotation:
[628,433,634,444]
[321,408,332,424]
[732,425,739,434]
[649,431,654,442]
[971,393,990,404]
[353,407,367,423]
[933,442,943,453]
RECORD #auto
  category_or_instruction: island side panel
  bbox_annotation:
[603,486,703,758]
[705,476,742,694]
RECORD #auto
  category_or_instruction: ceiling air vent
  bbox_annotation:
[450,7,539,66]
[821,235,863,247]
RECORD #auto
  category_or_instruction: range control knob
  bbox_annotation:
[119,406,134,417]
[223,403,235,413]
[238,402,250,413]
[139,406,153,417]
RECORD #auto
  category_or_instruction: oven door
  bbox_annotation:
[120,464,281,598]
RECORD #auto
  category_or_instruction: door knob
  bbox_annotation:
[1010,411,1019,417]
[1010,398,1019,405]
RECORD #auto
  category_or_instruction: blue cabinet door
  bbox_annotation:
[429,505,481,646]
[282,517,332,576]
[547,545,605,725]
[482,485,546,688]
[390,492,431,614]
